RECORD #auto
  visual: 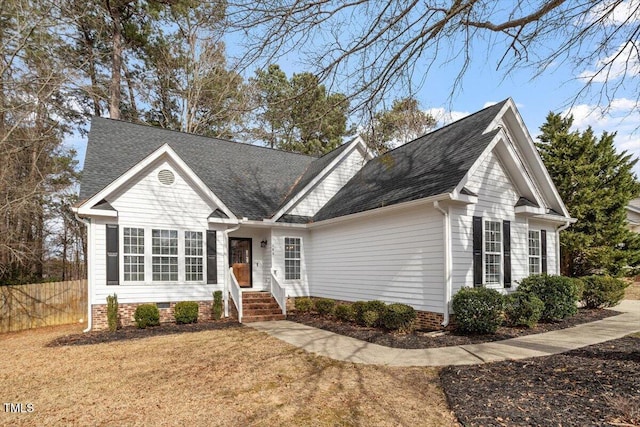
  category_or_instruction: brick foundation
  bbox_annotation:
[414,310,446,330]
[92,300,214,331]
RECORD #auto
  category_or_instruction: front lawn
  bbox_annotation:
[625,278,640,300]
[0,324,456,426]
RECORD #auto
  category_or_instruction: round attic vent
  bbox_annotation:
[157,169,175,186]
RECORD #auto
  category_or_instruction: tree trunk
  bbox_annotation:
[109,4,122,119]
[81,25,103,116]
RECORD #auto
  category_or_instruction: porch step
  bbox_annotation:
[242,314,286,323]
[240,292,285,323]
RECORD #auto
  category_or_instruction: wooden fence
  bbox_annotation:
[0,279,87,333]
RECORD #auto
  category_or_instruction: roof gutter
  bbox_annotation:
[74,212,93,333]
[433,201,452,328]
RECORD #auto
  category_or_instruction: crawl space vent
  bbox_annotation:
[157,169,175,186]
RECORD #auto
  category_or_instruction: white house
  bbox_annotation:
[627,198,640,233]
[73,99,575,330]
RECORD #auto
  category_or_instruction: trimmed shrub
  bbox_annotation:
[580,275,628,308]
[351,301,367,323]
[504,291,544,328]
[134,304,160,329]
[334,304,355,322]
[452,287,504,334]
[106,293,120,332]
[381,303,416,331]
[354,300,387,326]
[212,291,223,320]
[174,301,199,324]
[518,274,580,321]
[294,297,314,313]
[315,298,336,316]
[361,310,379,327]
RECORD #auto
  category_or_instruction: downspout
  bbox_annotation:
[75,213,92,333]
[222,223,241,317]
[434,201,452,327]
[555,221,571,275]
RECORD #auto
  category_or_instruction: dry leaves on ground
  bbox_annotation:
[0,324,457,427]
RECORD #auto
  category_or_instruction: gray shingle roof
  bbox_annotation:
[81,100,508,223]
[275,140,353,213]
[515,197,539,208]
[313,100,507,222]
[80,118,316,220]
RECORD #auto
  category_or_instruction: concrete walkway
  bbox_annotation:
[249,300,640,367]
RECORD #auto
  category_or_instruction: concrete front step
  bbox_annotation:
[243,314,286,323]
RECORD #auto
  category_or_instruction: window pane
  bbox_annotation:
[528,230,541,274]
[284,237,301,280]
[484,221,501,284]
[185,231,203,281]
[123,228,144,281]
[152,229,178,281]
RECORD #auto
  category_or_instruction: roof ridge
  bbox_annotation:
[91,116,319,159]
[379,98,509,156]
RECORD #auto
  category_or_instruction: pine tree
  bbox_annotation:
[250,65,351,156]
[537,113,640,276]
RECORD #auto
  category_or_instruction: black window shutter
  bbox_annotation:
[472,216,483,287]
[207,230,217,284]
[541,229,548,274]
[503,220,511,288]
[106,224,119,285]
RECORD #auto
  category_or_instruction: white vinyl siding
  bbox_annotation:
[284,237,301,280]
[123,227,144,282]
[308,204,444,313]
[528,230,541,274]
[91,160,225,305]
[484,220,502,284]
[288,146,366,217]
[184,231,203,281]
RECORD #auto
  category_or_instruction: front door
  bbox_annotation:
[229,238,252,287]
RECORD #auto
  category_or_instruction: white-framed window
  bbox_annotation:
[184,231,203,281]
[528,230,541,274]
[284,237,301,280]
[484,220,501,284]
[152,229,178,281]
[123,227,145,281]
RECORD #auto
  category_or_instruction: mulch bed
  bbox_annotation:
[287,308,620,349]
[440,335,640,426]
[48,319,243,347]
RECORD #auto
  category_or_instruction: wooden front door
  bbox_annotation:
[229,238,252,287]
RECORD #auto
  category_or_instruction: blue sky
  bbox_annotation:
[65,2,640,178]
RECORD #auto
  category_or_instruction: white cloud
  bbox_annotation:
[578,42,640,83]
[426,107,470,127]
[584,0,640,26]
[562,98,640,177]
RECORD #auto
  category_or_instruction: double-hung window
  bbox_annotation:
[284,237,301,280]
[184,231,203,281]
[152,229,178,281]
[528,230,541,274]
[123,227,144,281]
[484,220,502,284]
